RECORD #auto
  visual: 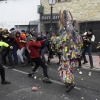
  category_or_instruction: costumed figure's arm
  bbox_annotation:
[59,10,69,35]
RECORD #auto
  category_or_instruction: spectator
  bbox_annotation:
[1,32,15,69]
[10,28,18,65]
[25,30,33,65]
[14,31,26,67]
[82,28,95,68]
[0,41,11,84]
[37,33,48,64]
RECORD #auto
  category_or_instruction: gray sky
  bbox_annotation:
[0,0,40,25]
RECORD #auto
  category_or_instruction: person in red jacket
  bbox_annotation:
[27,37,52,83]
[14,31,26,67]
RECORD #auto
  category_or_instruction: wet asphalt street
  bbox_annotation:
[0,60,100,100]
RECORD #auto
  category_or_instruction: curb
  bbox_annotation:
[81,66,100,71]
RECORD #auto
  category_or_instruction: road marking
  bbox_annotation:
[12,69,28,74]
[51,79,81,90]
[4,66,81,90]
[82,66,100,71]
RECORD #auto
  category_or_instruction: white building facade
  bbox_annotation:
[0,0,40,32]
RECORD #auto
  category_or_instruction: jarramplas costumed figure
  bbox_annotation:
[58,10,83,92]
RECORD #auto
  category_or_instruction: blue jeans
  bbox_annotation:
[82,46,93,67]
[13,44,18,63]
[18,47,25,63]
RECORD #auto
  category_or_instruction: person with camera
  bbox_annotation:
[82,28,95,69]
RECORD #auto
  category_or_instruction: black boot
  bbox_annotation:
[8,66,14,69]
[28,72,34,77]
[43,77,52,83]
[1,80,11,84]
[82,61,88,64]
[66,83,75,92]
[57,62,60,65]
[90,66,94,69]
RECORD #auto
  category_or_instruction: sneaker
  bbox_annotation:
[47,59,50,63]
[2,62,7,65]
[82,61,88,64]
[78,66,82,68]
[28,72,34,77]
[43,77,52,83]
[45,63,48,66]
[30,63,34,66]
[8,66,14,69]
[14,62,18,65]
[57,62,60,65]
[31,66,34,69]
[20,62,25,67]
[90,66,94,69]
[66,83,75,92]
[1,80,11,84]
[27,63,33,66]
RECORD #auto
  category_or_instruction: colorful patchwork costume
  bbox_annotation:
[58,10,83,92]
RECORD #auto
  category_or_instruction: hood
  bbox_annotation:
[16,30,20,37]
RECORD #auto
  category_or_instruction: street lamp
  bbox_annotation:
[48,0,56,36]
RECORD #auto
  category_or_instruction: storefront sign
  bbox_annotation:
[40,14,59,21]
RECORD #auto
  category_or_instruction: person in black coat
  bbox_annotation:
[82,28,95,68]
[1,32,15,69]
[0,64,11,84]
[0,41,11,84]
[36,33,48,64]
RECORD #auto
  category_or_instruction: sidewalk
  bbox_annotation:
[46,54,100,69]
[83,55,100,69]
[18,50,100,69]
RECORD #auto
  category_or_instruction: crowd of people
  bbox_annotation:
[0,27,52,84]
[0,27,96,93]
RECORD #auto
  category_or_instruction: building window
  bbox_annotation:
[57,0,71,2]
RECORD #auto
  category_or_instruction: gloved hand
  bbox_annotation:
[10,46,13,49]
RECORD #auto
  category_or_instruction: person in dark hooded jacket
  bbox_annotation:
[1,32,15,69]
[0,41,11,84]
[36,33,48,64]
[10,28,18,65]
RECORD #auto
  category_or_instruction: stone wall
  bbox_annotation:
[41,0,100,22]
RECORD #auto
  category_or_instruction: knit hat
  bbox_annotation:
[21,30,25,32]
[52,33,56,36]
[16,30,20,34]
[30,36,36,41]
[37,32,41,35]
[26,30,31,34]
[16,30,20,37]
[88,28,92,32]
[10,28,15,31]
